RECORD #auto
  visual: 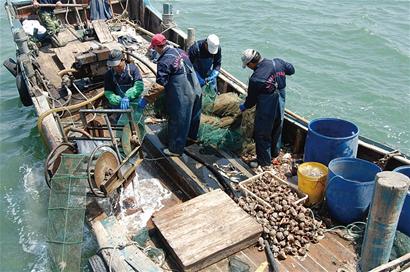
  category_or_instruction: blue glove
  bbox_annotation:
[205,69,219,83]
[239,103,246,112]
[195,71,206,87]
[120,97,129,110]
[137,98,148,109]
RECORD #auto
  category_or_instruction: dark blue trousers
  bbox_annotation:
[166,72,202,155]
[254,88,286,166]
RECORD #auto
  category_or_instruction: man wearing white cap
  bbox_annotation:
[188,34,221,92]
[240,49,295,169]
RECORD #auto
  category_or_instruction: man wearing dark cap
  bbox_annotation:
[139,34,202,156]
[239,49,295,169]
[104,49,144,122]
[188,34,221,92]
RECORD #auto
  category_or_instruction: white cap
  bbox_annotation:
[241,49,257,68]
[206,34,220,54]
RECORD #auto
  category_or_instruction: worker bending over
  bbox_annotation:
[188,34,221,92]
[104,49,144,122]
[240,49,295,169]
[139,34,202,156]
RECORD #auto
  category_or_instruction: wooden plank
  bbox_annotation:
[91,220,128,271]
[153,189,262,271]
[369,253,410,272]
[99,216,162,272]
[319,235,357,270]
[152,191,230,225]
[92,20,114,43]
[277,233,358,272]
[304,240,344,271]
[295,255,327,272]
[328,233,357,259]
[57,27,78,45]
[53,41,99,69]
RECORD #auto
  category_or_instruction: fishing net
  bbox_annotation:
[47,153,89,271]
[390,231,410,260]
[117,102,147,144]
[198,85,256,154]
[145,84,257,154]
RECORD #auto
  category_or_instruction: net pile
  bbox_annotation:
[198,85,255,154]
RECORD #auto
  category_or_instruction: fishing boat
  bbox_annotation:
[3,0,410,271]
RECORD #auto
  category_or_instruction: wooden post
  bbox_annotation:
[360,171,409,272]
[186,27,195,50]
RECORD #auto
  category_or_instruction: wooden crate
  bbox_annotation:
[152,189,262,271]
[238,171,308,208]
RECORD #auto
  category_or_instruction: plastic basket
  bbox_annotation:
[238,171,308,209]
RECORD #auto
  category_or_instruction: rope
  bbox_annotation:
[324,221,366,240]
[37,91,104,142]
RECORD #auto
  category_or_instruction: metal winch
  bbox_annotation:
[45,108,144,198]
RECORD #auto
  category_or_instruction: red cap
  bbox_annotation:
[150,34,167,48]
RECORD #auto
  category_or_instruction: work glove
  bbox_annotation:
[239,103,246,112]
[137,97,148,109]
[205,69,219,83]
[120,97,130,110]
[195,71,206,87]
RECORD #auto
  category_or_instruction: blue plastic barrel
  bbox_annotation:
[393,166,410,236]
[304,118,359,166]
[326,158,381,224]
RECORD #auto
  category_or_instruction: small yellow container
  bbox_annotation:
[297,162,328,206]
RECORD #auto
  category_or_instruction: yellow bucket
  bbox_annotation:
[297,162,328,206]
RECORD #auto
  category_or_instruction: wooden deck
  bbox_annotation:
[149,194,358,272]
[142,131,359,272]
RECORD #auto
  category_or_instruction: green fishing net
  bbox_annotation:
[197,85,256,154]
[47,154,89,271]
[143,84,256,154]
[117,102,147,144]
[132,227,149,247]
[390,231,410,260]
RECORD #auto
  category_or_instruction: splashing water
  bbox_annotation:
[117,166,172,234]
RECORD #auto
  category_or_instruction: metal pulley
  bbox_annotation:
[44,143,77,188]
[87,145,119,197]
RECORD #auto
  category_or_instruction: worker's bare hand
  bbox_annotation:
[55,1,63,8]
[32,0,40,8]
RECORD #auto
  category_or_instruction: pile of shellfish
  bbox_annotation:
[236,173,325,260]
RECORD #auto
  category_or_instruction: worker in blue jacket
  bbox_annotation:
[188,34,221,92]
[139,34,202,156]
[240,49,295,169]
[104,49,144,122]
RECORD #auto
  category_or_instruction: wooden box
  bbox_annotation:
[152,189,262,271]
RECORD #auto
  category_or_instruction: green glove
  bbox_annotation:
[104,90,121,106]
[125,80,144,101]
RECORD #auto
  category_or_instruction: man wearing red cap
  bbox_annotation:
[138,34,202,156]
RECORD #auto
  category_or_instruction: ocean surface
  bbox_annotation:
[0,0,409,270]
